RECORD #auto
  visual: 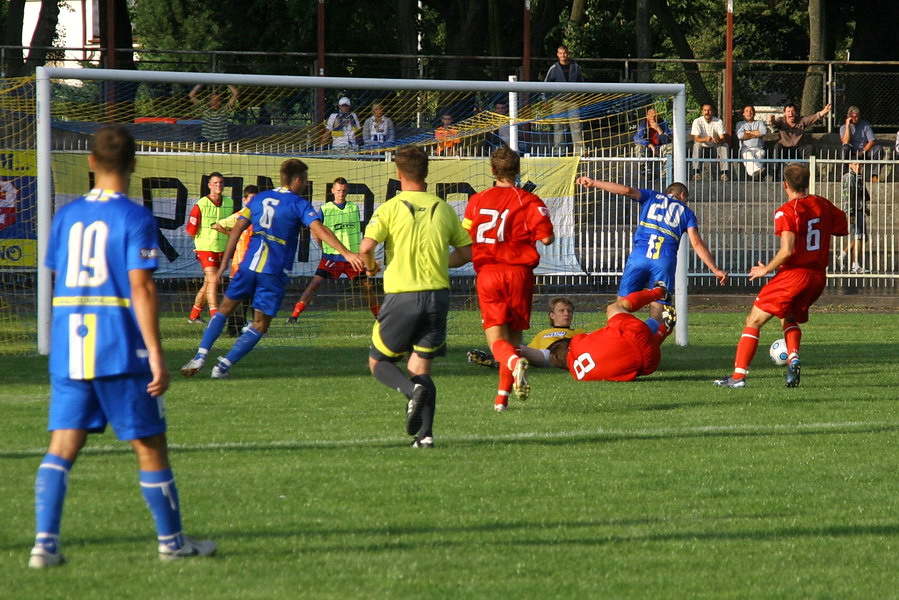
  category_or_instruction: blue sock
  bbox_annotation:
[34,453,73,552]
[139,468,183,549]
[198,313,228,354]
[224,325,263,366]
[644,318,660,335]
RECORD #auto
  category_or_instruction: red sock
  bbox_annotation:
[209,308,218,317]
[732,326,760,379]
[783,323,801,359]
[189,304,202,320]
[370,304,380,317]
[495,362,514,405]
[622,287,665,312]
[292,301,306,318]
[491,339,519,371]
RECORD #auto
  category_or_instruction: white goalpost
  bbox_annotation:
[34,66,688,355]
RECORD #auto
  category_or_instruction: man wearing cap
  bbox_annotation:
[326,97,362,149]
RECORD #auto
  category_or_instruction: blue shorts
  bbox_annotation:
[224,268,289,316]
[48,373,166,441]
[618,254,675,303]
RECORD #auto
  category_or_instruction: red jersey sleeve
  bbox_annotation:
[523,193,554,242]
[185,204,202,237]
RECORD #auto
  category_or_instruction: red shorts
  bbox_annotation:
[315,258,363,280]
[475,265,535,331]
[195,250,223,269]
[566,313,660,381]
[754,268,826,324]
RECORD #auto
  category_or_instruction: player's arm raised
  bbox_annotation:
[575,177,641,199]
[749,230,795,281]
[687,227,728,284]
[310,220,365,271]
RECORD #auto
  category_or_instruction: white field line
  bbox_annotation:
[4,420,898,457]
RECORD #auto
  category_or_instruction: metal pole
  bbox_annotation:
[508,75,518,152]
[672,87,689,346]
[36,67,53,355]
[315,0,326,127]
[724,0,734,135]
[523,0,532,82]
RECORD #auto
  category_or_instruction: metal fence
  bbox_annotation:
[6,46,899,130]
[576,153,898,296]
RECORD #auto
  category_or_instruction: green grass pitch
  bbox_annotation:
[2,308,898,598]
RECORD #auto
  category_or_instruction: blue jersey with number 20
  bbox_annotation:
[630,188,697,260]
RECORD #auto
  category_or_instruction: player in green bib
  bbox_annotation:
[288,177,380,320]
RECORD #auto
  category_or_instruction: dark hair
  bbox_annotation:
[90,124,135,173]
[395,145,428,182]
[784,103,799,112]
[557,44,569,52]
[665,182,689,198]
[548,339,571,370]
[243,185,258,197]
[209,171,224,179]
[333,177,348,185]
[490,146,520,182]
[280,159,308,187]
[783,163,810,192]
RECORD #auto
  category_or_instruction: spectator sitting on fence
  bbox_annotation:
[634,108,672,159]
[840,106,883,182]
[326,97,362,149]
[736,105,768,180]
[768,102,831,160]
[690,103,730,181]
[362,103,395,147]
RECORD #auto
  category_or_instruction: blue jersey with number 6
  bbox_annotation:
[46,189,160,380]
[239,186,321,275]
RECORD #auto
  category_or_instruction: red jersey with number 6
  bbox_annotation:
[774,194,847,272]
[462,186,554,271]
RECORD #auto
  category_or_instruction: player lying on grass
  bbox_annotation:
[467,296,585,369]
[713,163,847,389]
[546,284,675,382]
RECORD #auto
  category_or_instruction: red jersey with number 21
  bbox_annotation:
[774,195,847,272]
[462,186,554,271]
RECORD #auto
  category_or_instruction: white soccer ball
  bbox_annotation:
[769,338,788,366]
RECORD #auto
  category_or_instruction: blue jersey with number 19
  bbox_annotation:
[46,189,160,380]
[630,188,698,260]
[239,186,321,274]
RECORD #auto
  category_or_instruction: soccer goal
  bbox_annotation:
[20,67,688,355]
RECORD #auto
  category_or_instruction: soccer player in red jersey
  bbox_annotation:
[546,285,674,381]
[462,146,555,411]
[714,163,848,388]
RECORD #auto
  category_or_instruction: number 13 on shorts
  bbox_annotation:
[645,234,663,259]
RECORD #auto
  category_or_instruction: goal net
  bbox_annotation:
[4,68,686,354]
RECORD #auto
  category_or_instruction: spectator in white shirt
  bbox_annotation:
[736,105,768,180]
[691,103,730,181]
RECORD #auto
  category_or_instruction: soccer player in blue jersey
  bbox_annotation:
[30,124,215,568]
[575,177,728,321]
[181,159,365,378]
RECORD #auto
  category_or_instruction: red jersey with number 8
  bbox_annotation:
[462,186,554,271]
[774,194,848,272]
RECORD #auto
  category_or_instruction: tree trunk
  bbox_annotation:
[634,0,653,83]
[569,0,587,30]
[3,0,26,76]
[395,0,419,79]
[801,0,825,117]
[649,0,715,108]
